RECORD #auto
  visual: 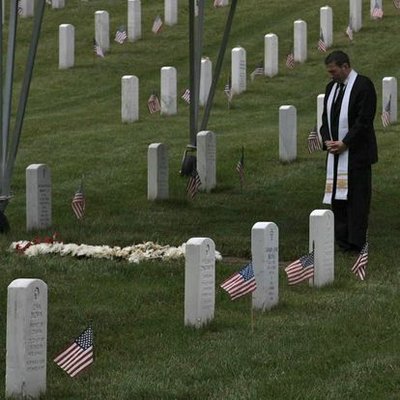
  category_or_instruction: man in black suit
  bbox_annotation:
[320,51,378,252]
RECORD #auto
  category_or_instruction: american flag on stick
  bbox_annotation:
[345,19,354,41]
[381,96,391,128]
[221,262,257,300]
[317,30,327,52]
[114,26,127,44]
[152,15,163,34]
[236,146,245,186]
[147,93,161,114]
[224,76,233,102]
[351,242,368,281]
[286,52,295,69]
[54,326,94,378]
[371,1,384,18]
[186,170,201,199]
[307,125,322,153]
[71,182,85,220]
[181,88,191,104]
[394,0,400,9]
[250,63,264,81]
[285,251,314,285]
[93,38,104,58]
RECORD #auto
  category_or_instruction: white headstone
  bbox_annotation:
[218,0,229,6]
[184,238,215,328]
[264,33,278,78]
[349,0,362,32]
[95,10,110,53]
[279,105,297,162]
[6,279,48,399]
[147,143,169,200]
[59,24,74,70]
[197,131,216,192]
[231,46,246,95]
[370,0,383,14]
[320,6,333,47]
[294,20,307,63]
[26,164,52,231]
[160,66,177,116]
[52,0,65,9]
[165,0,178,26]
[128,0,142,42]
[121,75,139,123]
[309,210,334,288]
[317,94,325,140]
[199,57,212,107]
[20,0,34,17]
[382,77,398,123]
[251,222,279,311]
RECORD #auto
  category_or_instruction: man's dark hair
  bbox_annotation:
[324,51,351,67]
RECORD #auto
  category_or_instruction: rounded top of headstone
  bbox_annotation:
[309,209,334,217]
[122,75,138,80]
[8,278,47,289]
[186,237,214,246]
[148,143,164,149]
[26,164,47,170]
[279,105,296,111]
[197,130,214,137]
[252,221,278,230]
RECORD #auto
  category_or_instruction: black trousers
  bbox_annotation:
[332,163,371,251]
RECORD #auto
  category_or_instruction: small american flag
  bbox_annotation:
[236,146,244,186]
[345,19,354,41]
[317,31,327,52]
[224,77,233,102]
[220,262,257,300]
[186,169,201,199]
[181,88,191,104]
[17,0,23,15]
[394,0,400,9]
[381,96,391,128]
[54,327,94,378]
[114,26,127,44]
[351,242,368,281]
[286,52,295,69]
[152,15,163,34]
[250,63,264,81]
[307,126,322,153]
[147,93,161,114]
[93,38,104,58]
[72,186,85,220]
[371,1,384,18]
[285,251,314,285]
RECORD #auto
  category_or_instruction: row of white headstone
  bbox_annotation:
[5,209,332,398]
[23,71,398,228]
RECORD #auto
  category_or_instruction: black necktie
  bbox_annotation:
[333,83,345,117]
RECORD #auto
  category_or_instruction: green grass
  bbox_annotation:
[1,0,400,398]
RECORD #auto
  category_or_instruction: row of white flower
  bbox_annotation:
[10,240,222,264]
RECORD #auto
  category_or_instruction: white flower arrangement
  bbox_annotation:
[10,240,222,264]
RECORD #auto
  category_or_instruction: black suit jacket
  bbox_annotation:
[320,74,378,169]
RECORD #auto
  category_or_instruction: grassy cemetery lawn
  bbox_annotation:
[0,0,399,398]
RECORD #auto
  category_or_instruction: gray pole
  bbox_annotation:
[200,0,238,131]
[1,0,18,194]
[0,0,3,191]
[4,0,46,198]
